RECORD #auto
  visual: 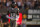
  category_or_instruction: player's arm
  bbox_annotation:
[6,15,13,19]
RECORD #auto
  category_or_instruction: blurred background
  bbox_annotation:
[0,0,40,27]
